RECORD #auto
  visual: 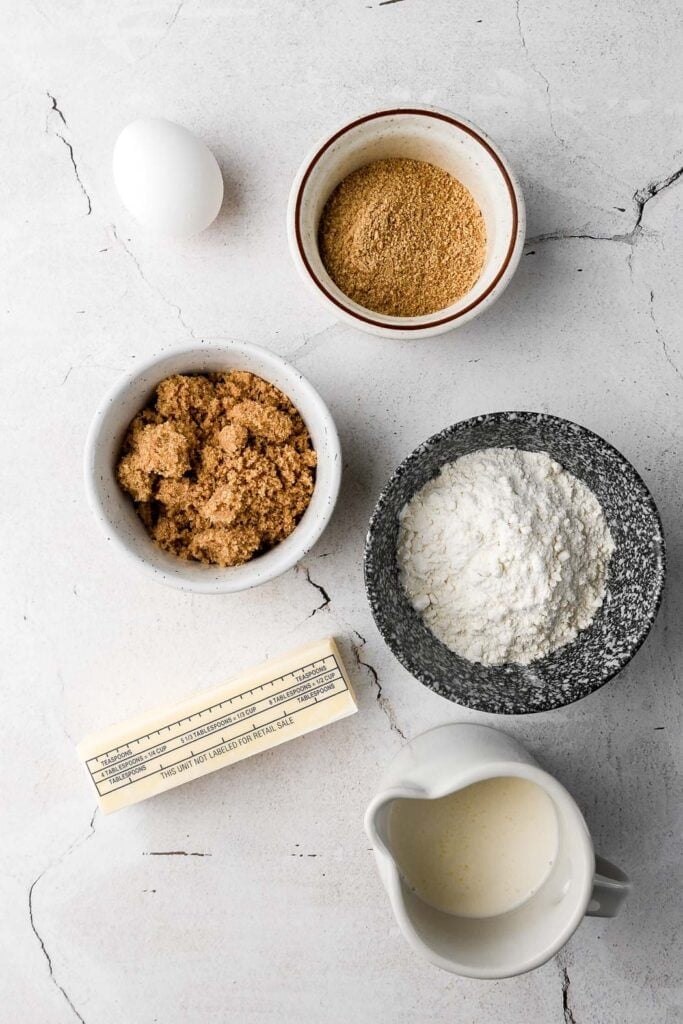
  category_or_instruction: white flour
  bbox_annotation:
[397,448,615,666]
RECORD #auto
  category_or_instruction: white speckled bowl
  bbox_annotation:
[84,342,341,594]
[287,106,526,339]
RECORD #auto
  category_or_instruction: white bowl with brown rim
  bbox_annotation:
[287,106,526,339]
[84,342,341,594]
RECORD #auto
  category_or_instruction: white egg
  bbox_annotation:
[113,118,224,238]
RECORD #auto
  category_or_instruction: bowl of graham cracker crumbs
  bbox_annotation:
[84,343,341,593]
[288,106,525,339]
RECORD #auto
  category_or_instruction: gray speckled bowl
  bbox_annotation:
[364,412,666,714]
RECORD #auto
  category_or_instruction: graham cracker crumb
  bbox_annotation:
[116,371,317,567]
[318,157,486,318]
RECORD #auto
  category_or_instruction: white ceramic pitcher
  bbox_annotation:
[364,723,630,979]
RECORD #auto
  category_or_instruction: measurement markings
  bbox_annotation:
[86,657,335,761]
[95,689,349,797]
[93,676,345,787]
[89,669,344,783]
[86,657,339,767]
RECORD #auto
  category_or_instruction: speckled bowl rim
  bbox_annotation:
[289,106,524,332]
[364,411,667,713]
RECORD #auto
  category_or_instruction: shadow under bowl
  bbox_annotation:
[364,412,666,714]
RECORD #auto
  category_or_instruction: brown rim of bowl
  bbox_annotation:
[293,108,520,331]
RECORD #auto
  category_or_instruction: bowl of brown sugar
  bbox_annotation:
[288,106,525,339]
[84,342,341,593]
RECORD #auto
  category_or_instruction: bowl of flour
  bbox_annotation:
[364,412,666,713]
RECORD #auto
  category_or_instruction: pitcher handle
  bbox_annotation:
[586,855,631,918]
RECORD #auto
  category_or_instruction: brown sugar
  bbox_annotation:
[116,371,317,567]
[318,158,486,318]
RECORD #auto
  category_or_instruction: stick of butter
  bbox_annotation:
[77,637,357,814]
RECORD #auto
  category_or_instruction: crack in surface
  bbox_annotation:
[51,131,92,215]
[164,0,184,34]
[528,163,683,248]
[626,246,635,283]
[46,92,91,215]
[632,165,683,233]
[143,850,211,857]
[649,289,682,384]
[28,810,98,1023]
[528,229,625,245]
[55,668,77,745]
[301,567,331,617]
[136,0,185,60]
[514,0,565,148]
[352,631,406,740]
[561,966,577,1024]
[513,4,629,185]
[110,224,199,339]
[285,323,339,363]
[47,91,67,126]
